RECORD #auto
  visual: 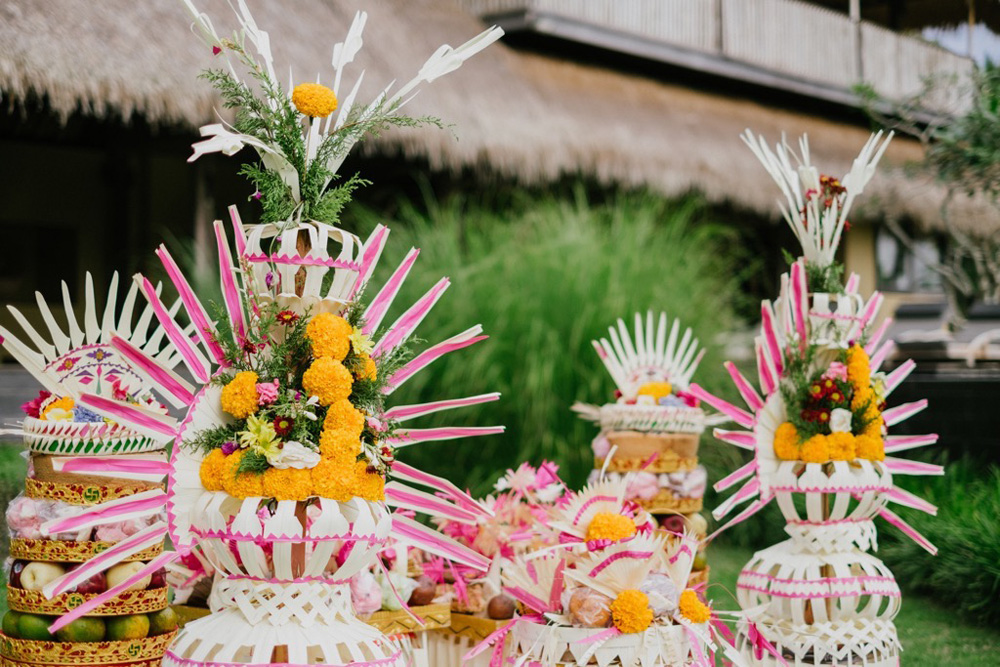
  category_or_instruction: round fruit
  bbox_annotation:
[105,614,150,641]
[2,610,22,638]
[17,614,56,641]
[55,617,105,643]
[692,552,708,571]
[487,594,516,620]
[147,607,178,635]
[408,576,436,606]
[106,562,151,592]
[19,562,66,592]
[8,560,27,588]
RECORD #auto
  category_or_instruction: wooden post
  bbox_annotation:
[850,0,863,83]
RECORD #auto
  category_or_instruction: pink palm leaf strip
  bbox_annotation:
[725,361,764,411]
[389,461,490,516]
[385,482,480,524]
[350,224,389,300]
[884,359,915,396]
[885,487,938,515]
[588,550,653,578]
[879,507,937,555]
[504,586,549,614]
[391,514,489,571]
[869,340,895,372]
[713,478,761,520]
[77,394,178,440]
[572,495,618,524]
[384,393,501,422]
[884,456,944,476]
[864,318,892,355]
[136,277,211,383]
[156,245,226,364]
[688,384,755,429]
[859,291,885,330]
[714,428,756,451]
[373,277,450,357]
[845,272,860,293]
[883,399,928,426]
[228,205,248,256]
[41,490,166,535]
[387,426,505,447]
[884,433,939,454]
[47,550,182,634]
[363,247,419,334]
[111,335,196,407]
[714,460,758,492]
[384,326,488,392]
[790,261,808,351]
[755,340,777,395]
[707,495,771,542]
[43,522,167,598]
[549,559,566,611]
[760,302,784,376]
[214,220,246,339]
[375,556,424,626]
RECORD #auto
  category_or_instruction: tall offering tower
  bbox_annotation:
[690,131,941,666]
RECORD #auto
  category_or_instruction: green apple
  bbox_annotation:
[147,607,178,635]
[2,611,21,638]
[105,614,149,641]
[17,613,56,641]
[692,551,708,571]
[55,617,105,643]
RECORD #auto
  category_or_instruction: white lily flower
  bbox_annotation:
[266,440,321,469]
[829,408,854,433]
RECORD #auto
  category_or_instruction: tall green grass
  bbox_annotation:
[349,187,749,495]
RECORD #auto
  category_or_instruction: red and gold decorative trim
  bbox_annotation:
[595,454,698,474]
[436,613,508,642]
[24,478,161,506]
[9,539,163,563]
[363,603,451,634]
[0,631,175,665]
[7,587,168,616]
[635,491,703,515]
[0,656,163,667]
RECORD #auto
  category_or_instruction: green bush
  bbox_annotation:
[349,186,748,496]
[879,458,1000,627]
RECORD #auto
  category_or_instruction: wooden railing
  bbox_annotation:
[459,0,972,112]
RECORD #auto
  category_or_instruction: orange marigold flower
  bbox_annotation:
[199,448,228,492]
[306,312,352,361]
[310,458,355,502]
[302,357,353,405]
[352,461,386,501]
[610,589,653,633]
[319,426,362,460]
[863,418,883,438]
[799,434,830,464]
[323,399,365,440]
[221,371,260,418]
[855,434,885,461]
[827,432,857,461]
[292,83,338,118]
[585,512,637,543]
[773,422,800,460]
[261,467,313,501]
[355,353,378,381]
[847,344,871,390]
[221,450,265,499]
[678,589,711,624]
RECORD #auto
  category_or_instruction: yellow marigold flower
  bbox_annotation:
[262,467,313,501]
[637,381,672,402]
[863,418,883,438]
[310,458,355,502]
[323,399,365,440]
[306,312,352,361]
[773,422,800,460]
[41,396,75,421]
[292,82,338,118]
[221,371,260,418]
[855,434,885,461]
[678,589,712,624]
[352,461,386,501]
[610,589,653,634]
[847,344,871,391]
[221,450,265,499]
[827,432,857,461]
[199,449,228,492]
[319,426,362,460]
[303,357,353,405]
[355,353,378,381]
[585,512,637,543]
[799,434,830,464]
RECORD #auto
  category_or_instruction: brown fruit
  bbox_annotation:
[486,595,516,620]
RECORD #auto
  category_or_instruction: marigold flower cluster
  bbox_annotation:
[610,589,654,633]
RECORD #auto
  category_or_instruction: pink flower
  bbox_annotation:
[256,379,280,406]
[534,461,561,489]
[626,472,660,501]
[20,391,51,418]
[591,434,611,458]
[675,390,700,408]
[823,362,848,382]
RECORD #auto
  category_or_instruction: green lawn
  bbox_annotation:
[707,543,1000,666]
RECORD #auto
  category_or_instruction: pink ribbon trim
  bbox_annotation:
[588,550,654,578]
[59,456,170,475]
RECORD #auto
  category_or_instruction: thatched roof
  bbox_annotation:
[0,0,995,234]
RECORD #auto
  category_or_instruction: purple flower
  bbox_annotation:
[252,191,263,201]
[221,441,238,456]
[265,272,275,288]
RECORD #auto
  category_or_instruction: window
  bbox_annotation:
[875,226,943,293]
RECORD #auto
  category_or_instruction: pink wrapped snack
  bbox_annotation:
[350,570,383,615]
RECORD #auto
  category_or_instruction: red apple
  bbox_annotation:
[8,560,27,588]
[147,568,166,590]
[66,564,106,595]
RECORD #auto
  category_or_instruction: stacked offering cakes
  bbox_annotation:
[576,312,713,585]
[0,274,178,667]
